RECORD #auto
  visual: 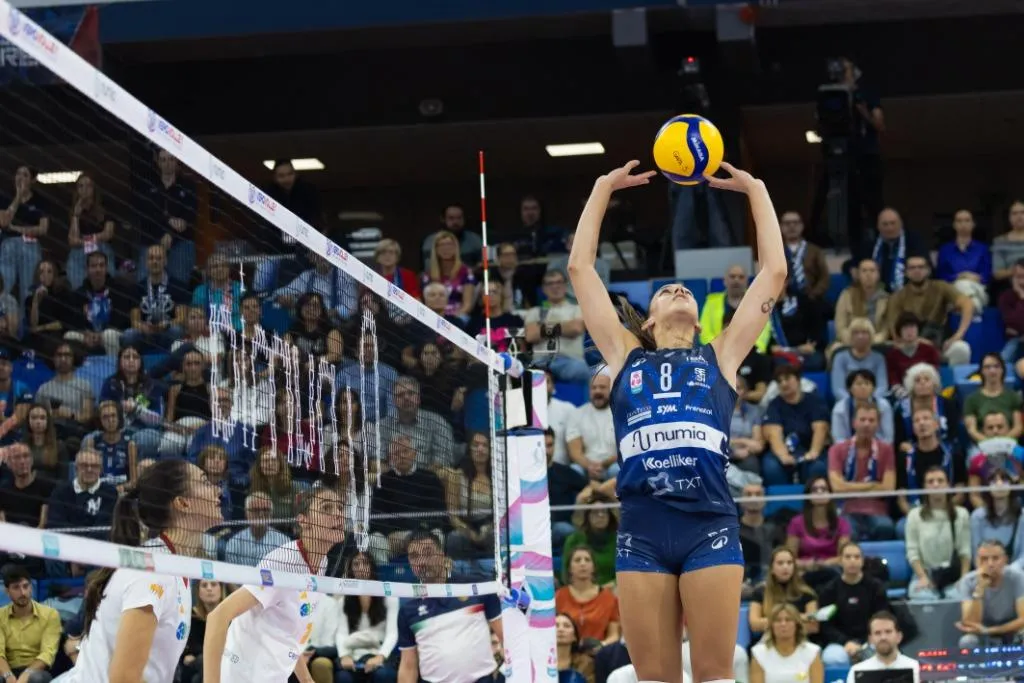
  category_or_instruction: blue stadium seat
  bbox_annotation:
[77,355,116,401]
[261,300,292,336]
[609,281,652,308]
[143,353,170,372]
[764,484,803,517]
[736,604,751,648]
[824,667,851,683]
[803,371,831,402]
[13,357,53,394]
[950,308,1006,363]
[826,273,850,308]
[553,382,587,407]
[858,540,911,597]
[709,277,725,294]
[684,278,708,311]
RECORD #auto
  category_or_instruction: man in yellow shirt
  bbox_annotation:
[0,566,61,683]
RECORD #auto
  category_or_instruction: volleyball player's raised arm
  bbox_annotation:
[569,161,656,375]
[202,587,262,683]
[708,163,788,380]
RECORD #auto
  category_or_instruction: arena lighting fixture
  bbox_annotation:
[805,130,823,144]
[262,158,325,171]
[545,142,606,157]
[36,170,82,184]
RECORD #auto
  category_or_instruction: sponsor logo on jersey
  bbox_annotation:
[641,454,699,470]
[629,370,643,394]
[693,367,707,383]
[149,583,164,599]
[616,533,633,558]
[620,421,726,459]
[711,535,729,550]
[685,404,713,415]
[631,356,645,368]
[626,407,651,426]
[176,621,187,641]
[201,561,214,580]
[657,404,678,416]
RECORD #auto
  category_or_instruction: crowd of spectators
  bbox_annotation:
[0,152,1023,683]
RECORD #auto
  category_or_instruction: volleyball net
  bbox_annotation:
[0,0,529,600]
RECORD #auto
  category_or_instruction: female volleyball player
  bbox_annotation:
[67,458,224,683]
[203,485,346,683]
[568,160,787,683]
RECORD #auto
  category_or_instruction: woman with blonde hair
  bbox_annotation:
[421,230,475,318]
[748,547,819,636]
[829,318,888,398]
[750,604,823,683]
[833,259,888,349]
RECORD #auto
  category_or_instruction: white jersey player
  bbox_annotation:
[66,459,223,683]
[204,485,346,683]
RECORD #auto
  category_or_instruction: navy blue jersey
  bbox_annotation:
[93,434,131,486]
[611,343,737,514]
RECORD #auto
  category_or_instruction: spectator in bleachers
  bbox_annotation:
[463,280,525,356]
[883,254,973,366]
[827,404,897,541]
[374,238,421,301]
[750,603,823,683]
[376,376,455,471]
[189,387,258,492]
[325,387,364,459]
[137,149,197,284]
[65,173,116,290]
[369,435,446,566]
[0,565,61,683]
[64,251,129,357]
[123,244,189,353]
[830,320,889,401]
[786,476,851,580]
[740,482,783,587]
[339,333,400,425]
[334,440,378,541]
[247,447,299,520]
[997,258,1024,370]
[444,432,494,561]
[956,539,1024,646]
[192,253,242,331]
[970,469,1024,564]
[966,412,1024,508]
[45,448,117,542]
[308,551,399,683]
[421,203,483,269]
[895,408,966,521]
[561,492,617,587]
[846,612,920,683]
[238,291,264,347]
[963,353,1023,444]
[198,444,233,522]
[991,201,1024,285]
[768,277,827,371]
[556,613,596,683]
[761,365,830,486]
[274,253,358,323]
[892,363,961,456]
[818,541,890,668]
[548,232,609,306]
[27,260,73,361]
[284,292,344,365]
[748,547,819,636]
[730,375,765,478]
[699,264,772,353]
[0,276,18,344]
[21,404,63,483]
[1,165,49,305]
[935,210,991,307]
[82,400,136,488]
[547,427,587,550]
[35,342,93,443]
[545,371,576,466]
[565,373,617,483]
[258,390,324,486]
[830,369,894,443]
[160,349,211,456]
[905,465,971,601]
[149,305,224,382]
[865,208,927,293]
[0,347,33,447]
[555,546,621,648]
[781,211,830,308]
[178,579,226,683]
[0,444,52,528]
[407,342,457,418]
[223,492,290,567]
[832,259,889,355]
[524,270,591,383]
[421,230,476,321]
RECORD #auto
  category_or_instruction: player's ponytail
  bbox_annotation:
[617,296,656,350]
[83,459,191,636]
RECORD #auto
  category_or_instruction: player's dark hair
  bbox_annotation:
[407,529,443,550]
[773,364,801,383]
[920,465,954,522]
[2,565,31,588]
[272,159,293,171]
[619,296,656,351]
[801,476,839,536]
[556,612,583,653]
[83,459,192,637]
[868,610,900,631]
[982,469,1021,524]
[845,368,876,390]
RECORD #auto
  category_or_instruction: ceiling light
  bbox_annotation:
[805,130,822,144]
[262,158,325,171]
[545,143,606,158]
[36,171,81,184]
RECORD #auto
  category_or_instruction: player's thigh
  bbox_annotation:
[678,564,743,683]
[617,571,683,683]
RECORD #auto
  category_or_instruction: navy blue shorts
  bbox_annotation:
[615,497,743,575]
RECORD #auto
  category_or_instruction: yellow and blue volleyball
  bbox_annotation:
[652,114,724,185]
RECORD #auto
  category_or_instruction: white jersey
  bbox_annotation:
[222,540,328,683]
[66,537,191,683]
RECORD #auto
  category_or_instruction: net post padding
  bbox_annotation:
[500,370,557,683]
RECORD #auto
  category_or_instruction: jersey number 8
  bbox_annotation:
[660,363,673,392]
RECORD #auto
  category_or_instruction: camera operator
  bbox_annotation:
[812,57,886,247]
[523,270,591,383]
